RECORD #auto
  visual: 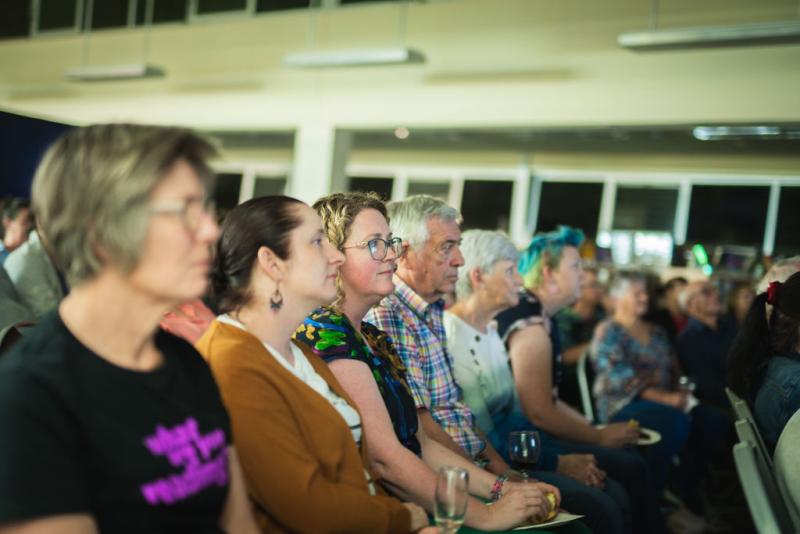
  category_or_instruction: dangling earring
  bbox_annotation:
[270,283,283,311]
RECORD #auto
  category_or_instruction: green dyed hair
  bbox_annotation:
[518,225,584,289]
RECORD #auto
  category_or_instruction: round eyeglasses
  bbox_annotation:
[149,196,216,232]
[341,236,403,261]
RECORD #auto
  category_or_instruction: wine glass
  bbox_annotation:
[434,466,469,534]
[678,375,697,394]
[508,430,541,481]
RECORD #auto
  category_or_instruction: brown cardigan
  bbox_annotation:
[196,320,412,534]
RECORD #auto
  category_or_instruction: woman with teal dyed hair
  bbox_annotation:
[495,227,664,532]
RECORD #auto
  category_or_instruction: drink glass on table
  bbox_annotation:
[434,466,469,534]
[508,430,541,481]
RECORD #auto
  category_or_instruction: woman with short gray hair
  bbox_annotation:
[0,124,258,533]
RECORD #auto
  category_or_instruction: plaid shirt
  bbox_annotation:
[365,276,485,458]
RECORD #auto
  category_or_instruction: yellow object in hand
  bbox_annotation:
[627,419,640,429]
[545,492,558,521]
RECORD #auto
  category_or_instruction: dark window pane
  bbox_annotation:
[687,185,769,247]
[256,0,310,12]
[39,0,78,31]
[340,0,397,4]
[213,173,242,222]
[407,181,449,201]
[136,0,187,24]
[461,180,513,232]
[253,176,286,197]
[774,187,800,257]
[537,182,603,238]
[196,0,247,14]
[348,176,393,201]
[89,0,130,30]
[613,187,677,232]
[0,0,30,39]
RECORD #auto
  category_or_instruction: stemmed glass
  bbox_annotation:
[434,466,469,534]
[678,375,697,394]
[508,430,541,481]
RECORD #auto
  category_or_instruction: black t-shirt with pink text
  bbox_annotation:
[0,311,231,532]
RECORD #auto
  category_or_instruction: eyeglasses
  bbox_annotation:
[149,197,216,232]
[341,236,403,261]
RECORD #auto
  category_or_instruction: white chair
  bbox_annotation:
[576,349,595,422]
[773,409,800,531]
[733,441,795,534]
[726,387,773,469]
[736,419,776,486]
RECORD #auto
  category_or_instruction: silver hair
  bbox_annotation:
[455,229,519,300]
[386,194,462,250]
[608,271,646,299]
[32,124,217,286]
[757,255,800,293]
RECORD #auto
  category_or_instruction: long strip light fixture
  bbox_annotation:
[619,20,800,51]
[65,0,165,82]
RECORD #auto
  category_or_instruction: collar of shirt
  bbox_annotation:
[392,275,445,320]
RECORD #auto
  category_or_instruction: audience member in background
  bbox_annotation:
[756,256,800,294]
[724,281,756,329]
[554,266,607,409]
[0,198,33,264]
[197,195,430,533]
[728,271,800,452]
[295,192,552,530]
[676,281,736,410]
[4,222,66,318]
[644,276,688,347]
[0,124,258,533]
[591,273,729,517]
[160,298,216,344]
[367,199,628,534]
[0,264,34,353]
[448,229,657,533]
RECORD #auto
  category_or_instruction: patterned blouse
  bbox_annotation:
[295,306,422,456]
[590,319,673,423]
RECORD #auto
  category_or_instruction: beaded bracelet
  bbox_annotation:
[490,474,508,502]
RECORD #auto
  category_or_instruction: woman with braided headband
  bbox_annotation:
[728,271,800,452]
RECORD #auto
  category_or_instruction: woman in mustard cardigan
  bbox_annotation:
[196,195,431,533]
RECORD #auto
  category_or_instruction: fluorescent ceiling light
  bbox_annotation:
[283,47,425,68]
[64,63,166,82]
[692,126,798,141]
[619,20,800,51]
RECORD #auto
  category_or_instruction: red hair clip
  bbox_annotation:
[767,281,782,305]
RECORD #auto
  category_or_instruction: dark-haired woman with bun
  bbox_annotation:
[195,196,431,533]
[728,271,800,452]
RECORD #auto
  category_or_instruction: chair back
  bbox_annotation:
[577,349,595,422]
[773,410,800,531]
[726,387,773,469]
[733,442,794,534]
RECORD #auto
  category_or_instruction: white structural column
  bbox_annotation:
[763,181,781,256]
[289,124,352,204]
[511,158,531,246]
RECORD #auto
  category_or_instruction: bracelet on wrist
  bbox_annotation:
[490,474,508,502]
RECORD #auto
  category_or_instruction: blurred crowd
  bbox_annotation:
[1,124,798,534]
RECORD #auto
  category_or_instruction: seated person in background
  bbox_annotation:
[553,266,607,409]
[0,124,258,533]
[4,221,66,318]
[0,198,33,264]
[592,273,729,515]
[724,281,755,330]
[295,192,552,531]
[197,195,430,533]
[160,298,215,345]
[728,271,800,453]
[447,229,657,533]
[644,277,688,347]
[676,281,736,411]
[366,197,627,534]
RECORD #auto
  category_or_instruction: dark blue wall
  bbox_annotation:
[1,111,73,198]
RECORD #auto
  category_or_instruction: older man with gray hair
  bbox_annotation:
[366,197,627,534]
